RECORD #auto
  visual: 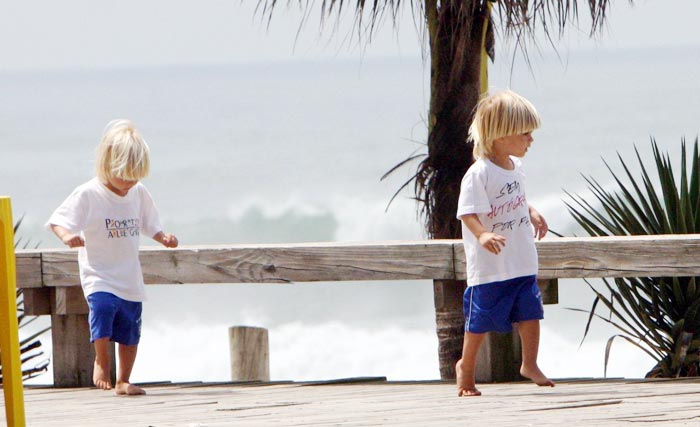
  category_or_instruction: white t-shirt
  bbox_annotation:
[46,178,162,302]
[456,157,538,286]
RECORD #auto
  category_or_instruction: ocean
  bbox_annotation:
[3,45,699,384]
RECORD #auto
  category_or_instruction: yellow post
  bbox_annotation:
[0,196,26,427]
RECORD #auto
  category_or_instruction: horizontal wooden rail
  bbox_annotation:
[16,234,700,288]
[27,241,456,287]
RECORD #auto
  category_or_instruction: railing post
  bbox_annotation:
[0,197,26,427]
[433,279,467,380]
[433,279,522,382]
[229,326,270,381]
[474,326,522,383]
[538,278,559,304]
[51,286,115,387]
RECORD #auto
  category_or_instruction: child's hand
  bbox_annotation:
[156,232,178,248]
[529,207,548,240]
[61,233,85,248]
[478,232,506,255]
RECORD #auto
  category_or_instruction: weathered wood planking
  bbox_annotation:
[37,249,80,286]
[16,250,42,288]
[16,234,700,289]
[452,234,700,280]
[8,379,700,427]
[54,286,88,315]
[534,234,700,279]
[22,288,52,315]
[37,241,456,287]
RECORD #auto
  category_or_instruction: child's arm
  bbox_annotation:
[50,224,85,248]
[153,231,179,248]
[460,214,506,255]
[529,205,548,240]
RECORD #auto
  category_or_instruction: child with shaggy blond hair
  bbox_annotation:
[455,90,554,396]
[47,119,177,395]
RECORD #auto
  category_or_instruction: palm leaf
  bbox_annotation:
[603,334,662,378]
[0,220,50,384]
[566,139,700,377]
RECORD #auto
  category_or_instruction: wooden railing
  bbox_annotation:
[15,235,700,386]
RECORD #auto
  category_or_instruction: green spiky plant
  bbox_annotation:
[565,138,700,378]
[0,217,50,383]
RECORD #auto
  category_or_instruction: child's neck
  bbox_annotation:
[488,154,514,170]
[103,181,129,197]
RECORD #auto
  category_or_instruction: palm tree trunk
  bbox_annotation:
[424,0,487,379]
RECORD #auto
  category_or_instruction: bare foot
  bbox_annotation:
[458,387,482,397]
[520,365,555,387]
[93,360,113,390]
[456,359,482,397]
[115,382,146,396]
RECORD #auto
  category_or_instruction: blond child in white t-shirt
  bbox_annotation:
[455,90,555,396]
[47,119,177,395]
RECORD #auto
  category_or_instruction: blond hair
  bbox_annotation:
[95,119,150,183]
[468,90,541,159]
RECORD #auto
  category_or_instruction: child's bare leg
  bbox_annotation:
[115,344,145,395]
[518,320,554,387]
[93,338,113,390]
[456,331,485,397]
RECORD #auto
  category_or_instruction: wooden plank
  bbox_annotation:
[41,241,456,286]
[538,278,558,305]
[22,288,52,315]
[475,326,522,383]
[141,241,456,284]
[50,314,91,387]
[35,235,700,287]
[536,234,700,279]
[432,279,467,380]
[16,249,42,288]
[453,235,700,280]
[10,379,700,426]
[50,314,116,388]
[229,326,270,381]
[41,250,80,287]
[54,286,88,315]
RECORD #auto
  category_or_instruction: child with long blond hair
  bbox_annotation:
[455,90,554,396]
[47,119,177,395]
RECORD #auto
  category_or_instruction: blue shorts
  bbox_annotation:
[463,275,544,334]
[86,292,142,346]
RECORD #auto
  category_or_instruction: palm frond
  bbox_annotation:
[0,220,51,384]
[566,138,700,378]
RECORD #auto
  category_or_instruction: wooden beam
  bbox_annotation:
[229,326,270,381]
[432,279,467,380]
[538,279,558,305]
[19,234,700,290]
[16,250,42,288]
[453,234,700,280]
[535,234,700,279]
[39,241,456,287]
[475,325,522,383]
[22,288,51,316]
[40,250,80,287]
[54,287,88,315]
[50,314,115,387]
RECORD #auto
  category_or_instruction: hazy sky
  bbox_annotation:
[0,0,698,70]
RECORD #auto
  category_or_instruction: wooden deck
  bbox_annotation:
[5,378,700,426]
